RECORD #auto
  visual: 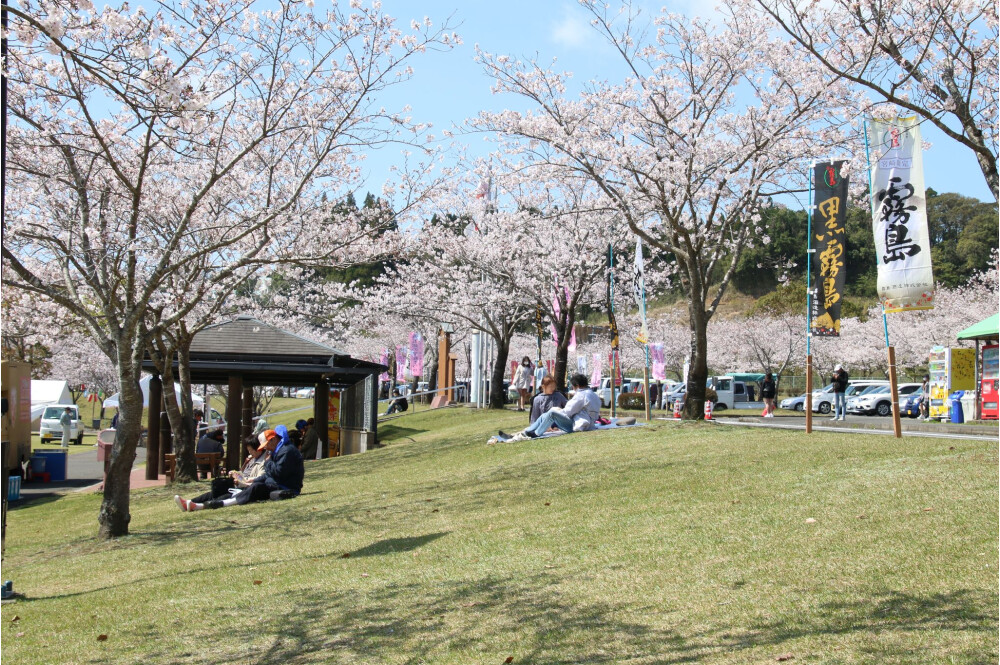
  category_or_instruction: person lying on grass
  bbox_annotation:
[175,425,304,512]
[181,436,268,505]
[498,373,601,442]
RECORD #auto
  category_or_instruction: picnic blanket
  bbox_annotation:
[487,418,644,444]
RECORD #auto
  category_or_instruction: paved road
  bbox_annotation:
[712,417,998,442]
[13,446,147,505]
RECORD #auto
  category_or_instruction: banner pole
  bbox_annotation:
[805,354,813,433]
[608,244,617,418]
[641,256,652,422]
[806,161,815,433]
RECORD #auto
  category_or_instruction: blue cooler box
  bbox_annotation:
[32,449,68,482]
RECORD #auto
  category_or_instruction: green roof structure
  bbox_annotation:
[956,314,999,341]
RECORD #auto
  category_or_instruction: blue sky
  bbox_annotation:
[359,1,995,207]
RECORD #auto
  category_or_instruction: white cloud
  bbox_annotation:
[550,4,591,49]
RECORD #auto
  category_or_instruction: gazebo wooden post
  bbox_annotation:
[315,381,329,458]
[146,374,162,479]
[226,375,243,471]
[241,386,254,440]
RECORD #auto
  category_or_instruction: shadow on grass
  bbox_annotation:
[346,532,448,558]
[106,579,997,665]
[377,422,430,442]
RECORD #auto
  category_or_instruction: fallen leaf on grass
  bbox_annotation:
[504,658,514,664]
[252,580,263,585]
[97,635,108,642]
[804,518,817,524]
[923,508,933,512]
[361,573,369,578]
[10,616,19,623]
[16,632,25,638]
[856,515,866,519]
[431,508,439,513]
[461,602,478,607]
[775,653,793,661]
[425,499,433,502]
[544,502,550,506]
[949,446,955,450]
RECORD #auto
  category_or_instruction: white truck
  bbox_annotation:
[39,404,85,445]
[707,376,749,410]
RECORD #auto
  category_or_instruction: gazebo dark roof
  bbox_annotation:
[143,316,385,387]
[190,316,349,359]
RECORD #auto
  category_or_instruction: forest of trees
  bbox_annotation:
[731,190,998,297]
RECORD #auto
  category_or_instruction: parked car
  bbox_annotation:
[294,387,315,399]
[902,392,923,418]
[847,383,921,416]
[707,376,748,410]
[780,393,807,411]
[812,380,889,414]
[596,378,642,407]
[39,404,85,445]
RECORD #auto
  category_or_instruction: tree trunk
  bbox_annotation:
[489,333,511,410]
[552,306,575,391]
[98,341,143,539]
[173,338,197,481]
[683,306,709,420]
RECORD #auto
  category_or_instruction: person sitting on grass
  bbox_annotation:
[300,418,319,460]
[529,375,567,423]
[183,436,268,505]
[499,374,600,442]
[383,388,408,416]
[175,425,304,512]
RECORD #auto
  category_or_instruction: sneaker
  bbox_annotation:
[174,495,189,512]
[523,430,538,439]
[830,415,838,420]
[497,430,512,440]
[507,432,529,442]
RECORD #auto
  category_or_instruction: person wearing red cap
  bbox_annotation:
[174,426,304,512]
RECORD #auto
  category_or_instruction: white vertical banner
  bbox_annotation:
[868,116,934,312]
[632,237,648,343]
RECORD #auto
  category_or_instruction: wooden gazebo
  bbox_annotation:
[141,316,385,478]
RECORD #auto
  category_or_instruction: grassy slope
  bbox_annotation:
[2,408,996,664]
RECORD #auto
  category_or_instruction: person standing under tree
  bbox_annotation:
[760,373,777,418]
[831,364,849,421]
[511,356,534,412]
[59,407,73,448]
[919,374,930,421]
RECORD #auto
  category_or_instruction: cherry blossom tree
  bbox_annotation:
[2,0,457,538]
[476,1,850,418]
[727,0,999,199]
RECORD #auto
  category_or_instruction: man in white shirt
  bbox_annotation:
[503,374,601,441]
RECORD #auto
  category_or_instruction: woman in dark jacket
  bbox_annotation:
[760,372,777,418]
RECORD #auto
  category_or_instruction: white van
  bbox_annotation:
[39,404,85,445]
[708,376,749,410]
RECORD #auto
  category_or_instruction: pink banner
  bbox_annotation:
[408,332,424,377]
[651,343,665,381]
[379,351,389,382]
[590,353,602,387]
[510,360,519,380]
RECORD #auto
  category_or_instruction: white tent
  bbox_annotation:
[103,375,205,410]
[30,380,73,422]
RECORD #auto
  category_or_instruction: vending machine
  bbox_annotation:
[981,344,999,420]
[927,346,976,420]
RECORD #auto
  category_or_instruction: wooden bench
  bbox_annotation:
[163,453,222,482]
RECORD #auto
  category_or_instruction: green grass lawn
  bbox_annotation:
[2,408,996,664]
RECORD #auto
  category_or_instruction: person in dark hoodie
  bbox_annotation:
[174,425,304,512]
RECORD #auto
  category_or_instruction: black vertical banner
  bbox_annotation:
[811,161,849,336]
